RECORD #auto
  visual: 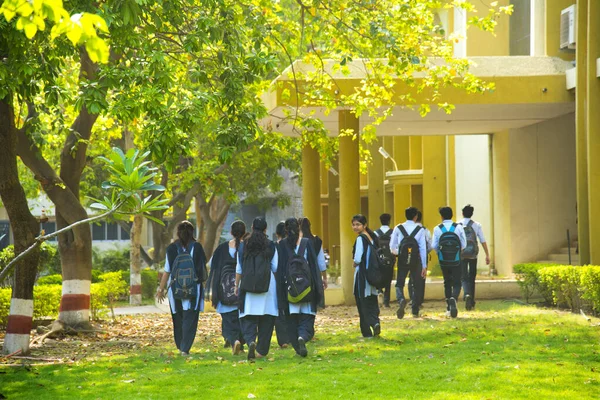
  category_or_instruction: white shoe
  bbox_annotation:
[445,310,451,317]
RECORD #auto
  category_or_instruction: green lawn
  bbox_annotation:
[1,300,600,399]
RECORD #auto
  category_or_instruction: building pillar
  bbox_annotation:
[368,137,385,229]
[447,136,457,213]
[327,159,340,271]
[320,161,329,251]
[393,137,411,222]
[491,131,513,276]
[587,0,600,264]
[302,144,322,237]
[338,111,360,305]
[409,136,423,211]
[383,137,395,222]
[422,136,447,230]
[577,0,590,264]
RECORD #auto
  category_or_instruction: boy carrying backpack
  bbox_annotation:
[390,207,428,319]
[374,213,395,308]
[431,207,466,318]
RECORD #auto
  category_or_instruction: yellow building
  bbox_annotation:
[263,1,597,304]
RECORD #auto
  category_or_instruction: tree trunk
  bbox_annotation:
[0,97,41,355]
[197,194,230,260]
[129,214,143,305]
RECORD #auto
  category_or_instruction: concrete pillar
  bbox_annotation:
[447,136,457,213]
[410,136,423,211]
[320,161,329,251]
[338,111,360,305]
[491,131,513,276]
[577,0,590,264]
[587,0,600,264]
[422,136,447,230]
[393,137,411,222]
[302,144,322,237]
[327,159,340,269]
[368,137,385,229]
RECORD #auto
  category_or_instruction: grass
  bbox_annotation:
[1,300,600,399]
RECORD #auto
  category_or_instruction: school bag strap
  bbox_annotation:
[375,229,383,237]
[297,237,309,257]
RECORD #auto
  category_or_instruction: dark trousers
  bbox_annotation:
[408,276,426,305]
[287,313,316,352]
[396,267,424,315]
[240,315,275,356]
[440,265,462,304]
[275,314,290,346]
[380,280,391,307]
[355,294,380,337]
[171,300,200,353]
[221,310,244,348]
[461,258,478,301]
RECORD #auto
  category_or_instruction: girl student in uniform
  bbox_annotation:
[235,217,279,361]
[206,220,246,355]
[298,217,328,275]
[276,218,327,357]
[351,214,381,338]
[156,221,207,356]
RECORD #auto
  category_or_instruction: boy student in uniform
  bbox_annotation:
[458,204,490,311]
[277,218,327,357]
[235,217,279,361]
[411,211,433,308]
[273,221,291,349]
[374,213,394,308]
[206,221,246,355]
[389,207,428,318]
[431,206,466,318]
[352,214,381,338]
[156,221,207,356]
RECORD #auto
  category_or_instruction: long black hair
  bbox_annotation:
[230,220,246,253]
[243,217,270,258]
[284,217,300,248]
[352,214,378,246]
[177,221,195,247]
[299,217,314,239]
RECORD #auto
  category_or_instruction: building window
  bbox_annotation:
[0,221,10,252]
[121,223,131,240]
[91,221,130,241]
[92,222,106,240]
[510,0,531,55]
[107,223,119,240]
[41,221,57,241]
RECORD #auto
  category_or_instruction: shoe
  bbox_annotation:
[449,297,458,318]
[373,323,381,337]
[280,343,289,349]
[180,351,190,357]
[384,302,391,308]
[233,340,242,356]
[465,294,474,311]
[412,313,419,318]
[396,299,406,319]
[445,310,451,317]
[224,339,230,349]
[248,342,256,361]
[297,337,308,357]
[377,292,384,306]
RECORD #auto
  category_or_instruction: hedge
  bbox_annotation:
[514,263,600,314]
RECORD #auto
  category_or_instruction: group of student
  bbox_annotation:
[155,204,490,357]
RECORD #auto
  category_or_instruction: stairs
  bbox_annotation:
[537,241,579,265]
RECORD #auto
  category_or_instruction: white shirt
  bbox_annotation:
[459,218,486,243]
[353,235,378,297]
[389,220,428,269]
[417,223,433,254]
[431,220,467,251]
[374,225,391,236]
[164,246,203,313]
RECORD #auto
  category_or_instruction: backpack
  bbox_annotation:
[361,235,386,289]
[239,243,272,293]
[437,223,461,268]
[397,225,422,269]
[460,220,479,259]
[286,238,313,303]
[218,253,238,306]
[170,243,199,300]
[375,229,395,270]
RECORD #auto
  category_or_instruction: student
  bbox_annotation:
[277,218,327,357]
[236,217,279,361]
[410,211,433,308]
[431,207,466,318]
[156,221,207,356]
[373,213,395,308]
[274,221,291,349]
[206,221,246,355]
[298,217,328,279]
[458,204,491,311]
[390,207,428,318]
[352,214,381,337]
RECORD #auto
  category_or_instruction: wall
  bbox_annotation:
[455,134,492,271]
[467,0,510,56]
[492,130,513,276]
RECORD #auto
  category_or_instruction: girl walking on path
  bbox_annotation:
[206,221,246,355]
[236,217,279,361]
[277,218,327,357]
[156,221,207,356]
[352,214,381,338]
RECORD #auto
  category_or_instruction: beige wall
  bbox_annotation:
[495,113,577,273]
[492,130,513,276]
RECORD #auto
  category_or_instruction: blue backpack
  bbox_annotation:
[437,223,461,268]
[170,243,199,299]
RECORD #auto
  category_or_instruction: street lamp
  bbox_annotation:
[378,146,398,171]
[329,167,339,176]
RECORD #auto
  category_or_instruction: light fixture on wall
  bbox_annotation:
[378,146,398,171]
[329,167,339,176]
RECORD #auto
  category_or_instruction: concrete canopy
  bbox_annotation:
[262,56,575,136]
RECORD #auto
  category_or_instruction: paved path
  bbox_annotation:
[113,301,170,315]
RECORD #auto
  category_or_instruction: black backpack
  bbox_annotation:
[286,238,313,303]
[360,235,386,289]
[170,243,199,300]
[375,229,395,269]
[437,223,462,268]
[218,254,238,305]
[239,243,272,293]
[397,225,422,269]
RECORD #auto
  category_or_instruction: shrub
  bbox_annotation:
[580,267,600,314]
[0,288,10,326]
[97,247,130,272]
[37,274,63,286]
[90,272,129,320]
[122,269,159,299]
[0,285,62,327]
[513,263,558,303]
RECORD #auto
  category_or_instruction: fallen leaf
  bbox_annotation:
[248,394,256,398]
[122,379,135,383]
